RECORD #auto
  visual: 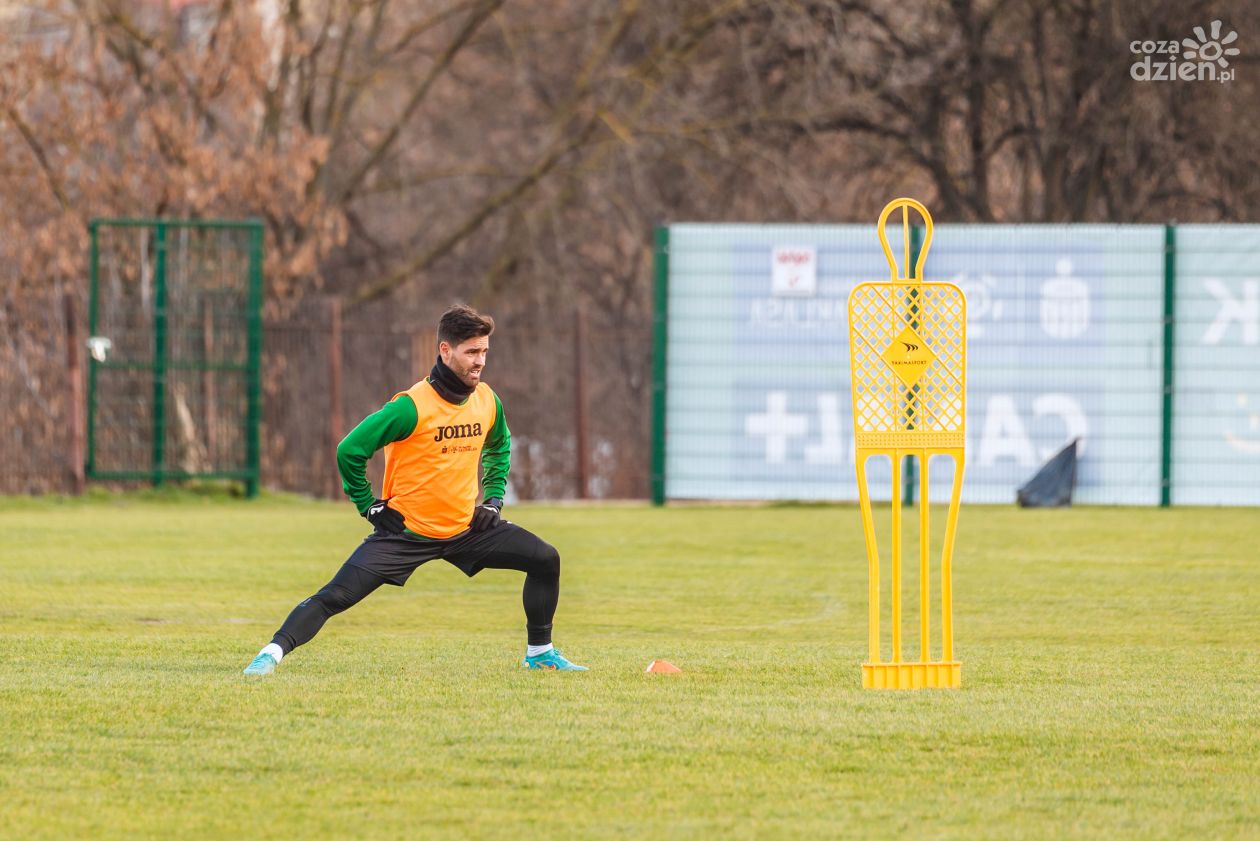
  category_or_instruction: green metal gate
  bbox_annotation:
[86,219,263,496]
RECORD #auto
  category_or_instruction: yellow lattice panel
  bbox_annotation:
[847,198,968,690]
[848,283,966,442]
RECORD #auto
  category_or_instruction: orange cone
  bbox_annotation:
[645,660,682,674]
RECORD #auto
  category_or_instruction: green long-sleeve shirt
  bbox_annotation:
[336,385,510,516]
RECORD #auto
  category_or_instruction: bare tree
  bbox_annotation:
[4,0,1258,496]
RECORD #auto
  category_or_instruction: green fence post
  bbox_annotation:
[651,226,669,506]
[86,221,100,478]
[245,221,264,499]
[1160,224,1176,507]
[152,223,168,488]
[903,223,925,506]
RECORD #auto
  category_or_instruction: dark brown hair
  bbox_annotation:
[437,304,495,347]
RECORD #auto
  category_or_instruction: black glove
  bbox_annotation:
[365,498,405,534]
[471,497,503,532]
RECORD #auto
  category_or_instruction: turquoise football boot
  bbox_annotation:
[242,652,278,676]
[522,648,587,671]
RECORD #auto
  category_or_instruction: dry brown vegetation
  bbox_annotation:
[3,0,1257,496]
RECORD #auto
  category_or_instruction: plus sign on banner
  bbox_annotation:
[743,392,808,463]
[744,391,847,466]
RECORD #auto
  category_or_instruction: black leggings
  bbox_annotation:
[269,530,561,654]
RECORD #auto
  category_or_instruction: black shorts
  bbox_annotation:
[345,521,553,586]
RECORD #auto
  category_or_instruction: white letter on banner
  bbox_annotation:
[1201,279,1259,346]
[978,395,1036,467]
[804,394,845,465]
[745,392,809,464]
[1033,394,1089,459]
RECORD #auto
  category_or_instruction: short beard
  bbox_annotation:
[447,360,478,388]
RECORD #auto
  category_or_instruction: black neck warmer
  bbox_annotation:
[429,355,474,403]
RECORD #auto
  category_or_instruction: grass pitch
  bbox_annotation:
[2,494,1258,839]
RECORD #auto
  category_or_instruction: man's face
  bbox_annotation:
[440,336,489,388]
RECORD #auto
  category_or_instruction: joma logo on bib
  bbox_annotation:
[434,423,483,442]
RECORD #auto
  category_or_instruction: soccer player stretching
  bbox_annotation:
[243,305,585,674]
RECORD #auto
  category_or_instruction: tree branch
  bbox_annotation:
[4,106,72,211]
[333,0,506,205]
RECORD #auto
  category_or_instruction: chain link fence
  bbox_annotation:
[2,289,653,500]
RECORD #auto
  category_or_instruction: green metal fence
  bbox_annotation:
[86,218,263,496]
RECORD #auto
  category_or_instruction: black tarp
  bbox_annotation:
[1016,438,1079,507]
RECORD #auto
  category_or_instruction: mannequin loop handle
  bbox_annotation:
[876,198,934,281]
